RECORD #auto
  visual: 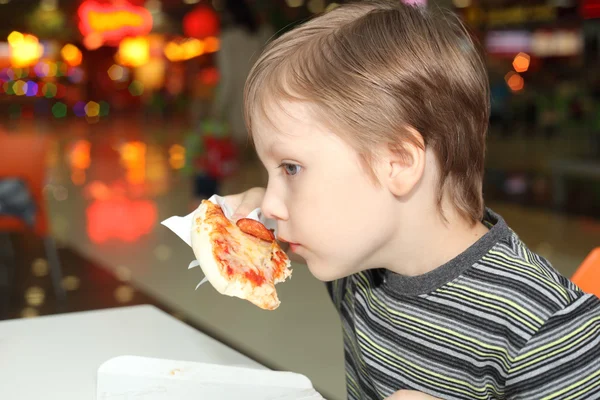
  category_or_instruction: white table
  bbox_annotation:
[0,305,265,399]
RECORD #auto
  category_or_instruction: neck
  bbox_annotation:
[379,198,489,278]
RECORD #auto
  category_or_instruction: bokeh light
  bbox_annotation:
[107,64,125,81]
[117,36,150,67]
[73,101,86,117]
[512,52,531,73]
[13,80,27,96]
[26,81,38,96]
[505,71,524,92]
[25,287,45,307]
[9,33,44,68]
[128,80,144,96]
[52,102,67,118]
[203,36,219,53]
[42,82,57,98]
[32,258,49,277]
[61,44,82,67]
[85,101,100,117]
[99,101,110,117]
[62,276,81,291]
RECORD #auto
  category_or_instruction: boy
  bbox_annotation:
[224,1,600,399]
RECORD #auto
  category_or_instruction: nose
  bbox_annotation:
[261,183,289,221]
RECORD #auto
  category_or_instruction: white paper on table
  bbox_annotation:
[97,355,324,400]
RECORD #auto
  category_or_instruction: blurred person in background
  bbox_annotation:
[211,0,273,155]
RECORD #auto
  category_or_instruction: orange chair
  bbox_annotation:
[571,248,600,298]
[0,134,66,313]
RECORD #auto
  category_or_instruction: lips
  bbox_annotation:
[278,236,301,252]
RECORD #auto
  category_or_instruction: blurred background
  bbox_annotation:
[0,0,598,398]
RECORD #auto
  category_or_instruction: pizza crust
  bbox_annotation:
[190,201,291,310]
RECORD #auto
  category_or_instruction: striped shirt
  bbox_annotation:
[326,209,600,399]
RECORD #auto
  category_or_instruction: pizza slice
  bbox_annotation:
[191,200,292,310]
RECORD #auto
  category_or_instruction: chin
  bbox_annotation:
[306,260,354,282]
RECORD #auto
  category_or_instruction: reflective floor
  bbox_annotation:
[2,117,599,399]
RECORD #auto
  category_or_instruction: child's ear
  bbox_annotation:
[384,129,426,197]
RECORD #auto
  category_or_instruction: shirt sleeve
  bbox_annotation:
[506,293,600,399]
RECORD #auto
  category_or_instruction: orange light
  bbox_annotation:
[182,38,204,59]
[68,139,91,170]
[119,141,146,185]
[61,44,83,67]
[169,144,186,170]
[164,41,184,62]
[116,36,150,67]
[505,71,524,92]
[204,36,220,53]
[83,32,104,50]
[512,52,530,73]
[71,170,87,186]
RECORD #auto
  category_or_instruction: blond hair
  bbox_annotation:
[244,0,490,223]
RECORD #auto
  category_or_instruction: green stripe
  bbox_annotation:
[354,276,512,370]
[437,288,538,331]
[542,367,600,400]
[485,251,570,301]
[447,282,544,324]
[357,330,502,398]
[511,316,600,370]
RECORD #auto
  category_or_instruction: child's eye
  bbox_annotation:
[279,163,302,177]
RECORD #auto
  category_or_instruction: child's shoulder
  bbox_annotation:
[474,226,589,314]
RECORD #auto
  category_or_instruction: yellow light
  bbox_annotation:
[7,31,24,46]
[9,34,44,68]
[512,52,530,73]
[25,287,45,307]
[85,101,100,117]
[169,144,186,170]
[117,36,150,68]
[182,39,204,59]
[204,37,220,53]
[61,44,83,67]
[13,80,27,96]
[32,258,49,277]
[115,285,135,303]
[164,41,184,62]
[21,307,39,318]
[62,275,81,291]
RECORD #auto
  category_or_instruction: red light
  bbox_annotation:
[582,0,600,19]
[87,197,157,243]
[183,6,220,39]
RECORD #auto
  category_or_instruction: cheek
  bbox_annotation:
[292,168,391,263]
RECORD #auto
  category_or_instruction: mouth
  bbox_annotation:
[278,237,301,252]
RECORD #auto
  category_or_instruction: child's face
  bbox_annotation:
[253,101,400,281]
